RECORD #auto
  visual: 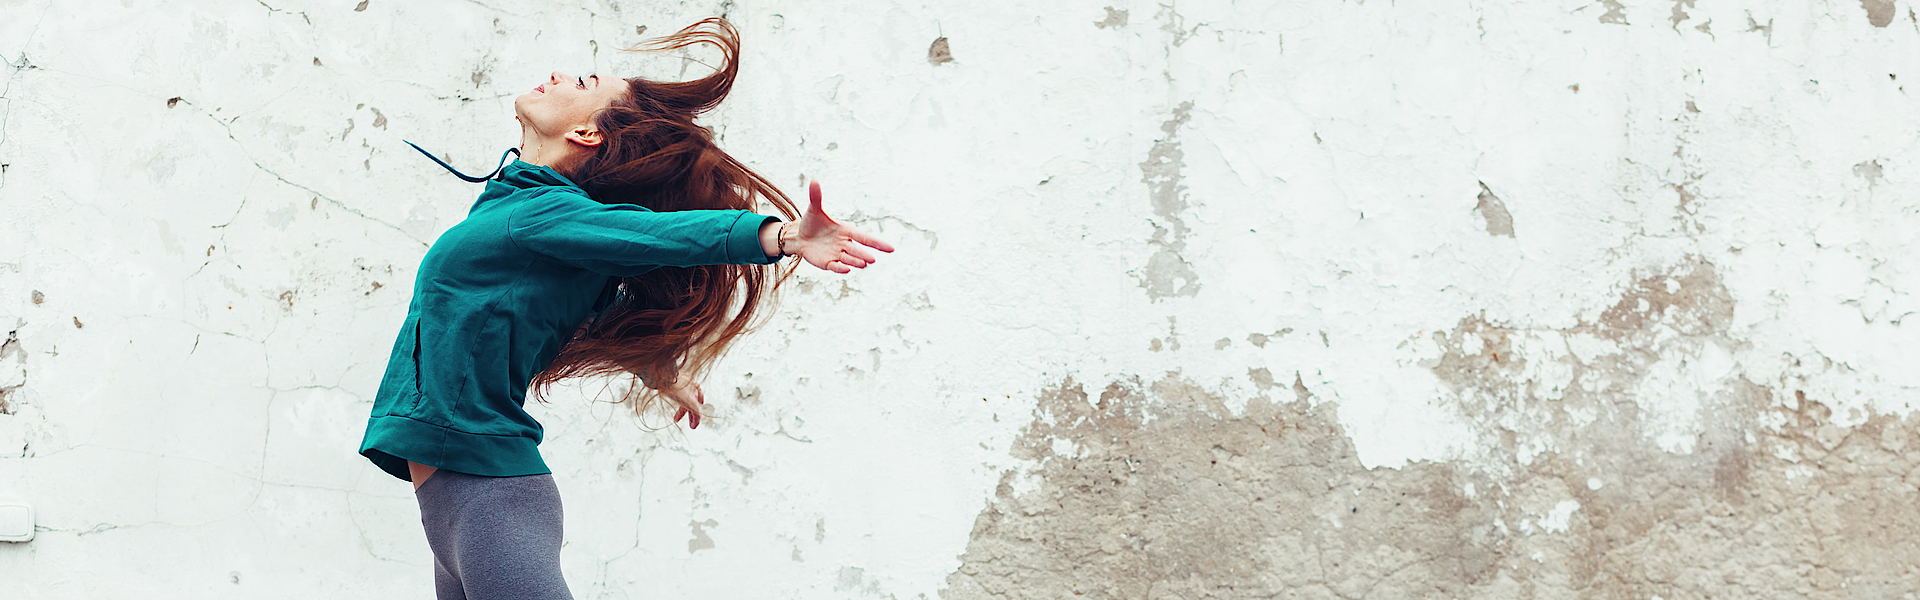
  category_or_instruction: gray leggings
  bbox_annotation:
[414,470,574,600]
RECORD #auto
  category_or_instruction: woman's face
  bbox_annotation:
[514,71,627,140]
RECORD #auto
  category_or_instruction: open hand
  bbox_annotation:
[787,181,896,273]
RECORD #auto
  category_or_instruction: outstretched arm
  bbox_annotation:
[758,181,896,272]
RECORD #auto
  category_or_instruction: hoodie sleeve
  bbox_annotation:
[508,190,781,276]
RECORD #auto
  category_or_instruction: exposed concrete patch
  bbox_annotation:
[928,37,954,66]
[1747,12,1775,42]
[949,258,1920,597]
[1670,0,1695,30]
[1674,179,1698,215]
[1474,181,1516,237]
[1863,0,1898,27]
[943,374,1504,599]
[1599,0,1629,25]
[1138,102,1200,299]
[1248,329,1292,348]
[1422,257,1920,596]
[1094,7,1128,29]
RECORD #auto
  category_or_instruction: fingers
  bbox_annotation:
[851,228,896,253]
[678,401,701,429]
[800,241,885,273]
[842,245,879,265]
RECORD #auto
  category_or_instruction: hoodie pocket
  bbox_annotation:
[409,317,425,393]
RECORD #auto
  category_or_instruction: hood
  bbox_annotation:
[495,160,581,191]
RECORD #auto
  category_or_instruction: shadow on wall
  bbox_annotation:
[945,258,1920,599]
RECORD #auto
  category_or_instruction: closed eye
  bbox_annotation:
[576,76,586,89]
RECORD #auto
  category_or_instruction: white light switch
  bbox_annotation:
[0,502,33,542]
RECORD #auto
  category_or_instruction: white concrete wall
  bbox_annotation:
[5,0,1920,598]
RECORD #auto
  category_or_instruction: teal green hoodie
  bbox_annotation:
[359,160,779,481]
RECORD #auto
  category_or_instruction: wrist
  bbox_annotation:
[778,220,801,257]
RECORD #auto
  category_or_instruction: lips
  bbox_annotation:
[535,84,545,93]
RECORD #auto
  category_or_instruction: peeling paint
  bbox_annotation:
[954,257,1920,596]
[1138,102,1200,299]
[1474,181,1515,238]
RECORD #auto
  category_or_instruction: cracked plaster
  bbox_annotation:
[5,0,1920,598]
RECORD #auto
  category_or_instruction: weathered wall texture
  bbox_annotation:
[4,0,1920,598]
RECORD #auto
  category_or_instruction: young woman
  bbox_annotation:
[357,18,892,599]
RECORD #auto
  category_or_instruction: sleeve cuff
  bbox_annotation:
[727,212,782,265]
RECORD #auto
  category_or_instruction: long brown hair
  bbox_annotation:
[531,17,796,422]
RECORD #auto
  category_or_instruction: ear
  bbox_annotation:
[565,125,603,148]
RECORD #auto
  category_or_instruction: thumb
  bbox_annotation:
[808,180,824,215]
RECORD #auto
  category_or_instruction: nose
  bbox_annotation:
[550,71,568,84]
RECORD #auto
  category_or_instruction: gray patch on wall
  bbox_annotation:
[0,325,21,415]
[688,519,717,552]
[1474,181,1515,237]
[1138,102,1200,299]
[1094,7,1128,29]
[1600,0,1629,24]
[1863,0,1897,27]
[947,257,1920,597]
[1854,159,1884,186]
[1670,0,1695,29]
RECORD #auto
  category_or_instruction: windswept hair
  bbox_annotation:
[531,17,796,423]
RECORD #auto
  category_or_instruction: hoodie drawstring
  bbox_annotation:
[403,141,521,183]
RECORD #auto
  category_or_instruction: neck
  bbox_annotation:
[518,139,566,170]
[517,125,582,171]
